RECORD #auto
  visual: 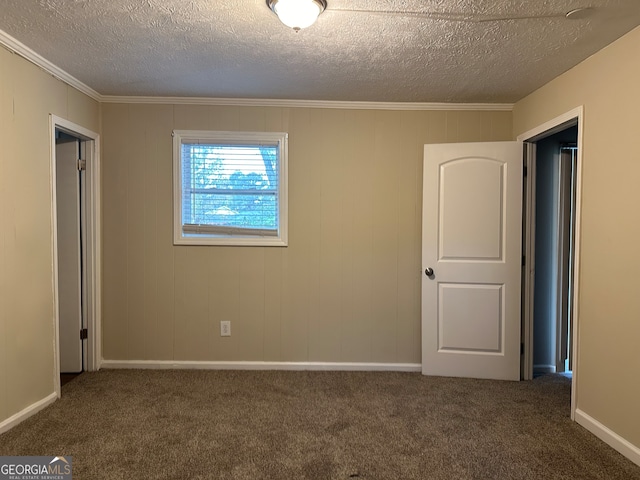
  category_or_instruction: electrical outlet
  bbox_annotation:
[220,321,231,337]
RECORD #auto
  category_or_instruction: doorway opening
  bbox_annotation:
[518,107,583,419]
[531,126,578,378]
[50,115,101,397]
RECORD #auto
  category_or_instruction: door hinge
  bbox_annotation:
[523,166,528,177]
[521,342,525,355]
[77,158,86,171]
[522,255,526,266]
[80,328,88,340]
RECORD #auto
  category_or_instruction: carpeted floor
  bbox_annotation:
[1,370,639,479]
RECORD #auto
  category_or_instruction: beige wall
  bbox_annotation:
[514,26,640,447]
[102,105,512,364]
[0,46,100,425]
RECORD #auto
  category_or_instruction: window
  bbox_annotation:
[173,130,288,246]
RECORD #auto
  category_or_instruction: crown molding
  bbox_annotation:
[0,27,513,111]
[100,95,514,111]
[0,29,101,102]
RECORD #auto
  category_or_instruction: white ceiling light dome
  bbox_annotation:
[267,0,327,31]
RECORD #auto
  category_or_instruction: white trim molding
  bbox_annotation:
[517,105,584,422]
[0,29,100,101]
[575,409,640,467]
[516,107,584,143]
[173,130,288,246]
[101,360,422,372]
[0,393,57,435]
[50,115,102,400]
[101,95,514,111]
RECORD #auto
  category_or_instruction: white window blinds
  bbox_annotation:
[173,131,288,246]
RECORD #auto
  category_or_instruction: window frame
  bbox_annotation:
[173,130,288,246]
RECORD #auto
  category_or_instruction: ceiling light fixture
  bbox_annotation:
[267,0,327,32]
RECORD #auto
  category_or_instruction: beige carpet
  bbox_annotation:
[1,370,639,479]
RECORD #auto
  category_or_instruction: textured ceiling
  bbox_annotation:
[1,0,640,103]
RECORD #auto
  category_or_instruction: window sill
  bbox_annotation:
[173,235,288,247]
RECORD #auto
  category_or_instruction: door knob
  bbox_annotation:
[425,267,434,277]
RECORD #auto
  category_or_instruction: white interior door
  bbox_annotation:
[56,137,83,373]
[422,141,522,381]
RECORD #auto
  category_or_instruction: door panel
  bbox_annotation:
[439,283,503,352]
[422,142,522,381]
[56,138,83,373]
[440,158,504,260]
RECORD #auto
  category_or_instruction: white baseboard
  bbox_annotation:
[533,364,556,374]
[575,409,640,467]
[0,392,57,435]
[100,360,422,372]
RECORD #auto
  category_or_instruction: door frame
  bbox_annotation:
[517,106,583,420]
[50,115,102,397]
